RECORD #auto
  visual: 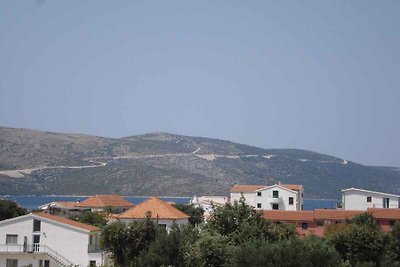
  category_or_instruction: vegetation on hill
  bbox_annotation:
[0,199,27,220]
[0,126,400,198]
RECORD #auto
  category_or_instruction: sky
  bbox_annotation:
[0,1,399,167]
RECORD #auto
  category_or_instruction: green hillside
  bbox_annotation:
[0,126,399,199]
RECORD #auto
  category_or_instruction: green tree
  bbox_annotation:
[327,223,384,266]
[100,218,157,267]
[232,236,341,267]
[207,197,295,244]
[0,199,27,221]
[137,224,200,267]
[100,221,128,266]
[174,204,204,226]
[183,230,233,267]
[352,212,380,231]
[74,211,107,228]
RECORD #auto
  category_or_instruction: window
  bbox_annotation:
[273,190,279,198]
[6,259,18,267]
[89,261,97,267]
[317,221,324,227]
[383,198,390,208]
[301,223,308,230]
[89,235,93,245]
[257,203,262,208]
[367,196,372,203]
[289,197,294,205]
[301,193,304,198]
[272,204,279,210]
[301,204,304,210]
[390,220,396,228]
[33,219,41,232]
[6,234,17,244]
[39,260,50,267]
[159,224,167,230]
[257,192,262,197]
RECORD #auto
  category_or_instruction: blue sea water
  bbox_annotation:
[2,195,339,211]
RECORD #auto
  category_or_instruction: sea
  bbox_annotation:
[1,195,340,211]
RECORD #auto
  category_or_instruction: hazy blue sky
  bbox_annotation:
[0,1,399,166]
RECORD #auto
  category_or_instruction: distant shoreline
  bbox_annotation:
[1,194,192,198]
[1,194,338,201]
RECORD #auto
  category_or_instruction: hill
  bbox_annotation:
[0,126,399,199]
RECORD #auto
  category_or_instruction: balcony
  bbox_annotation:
[88,244,103,253]
[268,197,282,204]
[0,243,42,253]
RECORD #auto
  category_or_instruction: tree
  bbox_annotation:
[183,230,233,267]
[232,236,341,267]
[137,224,200,267]
[100,218,157,267]
[0,199,27,221]
[327,223,384,265]
[207,198,296,244]
[173,204,204,226]
[74,211,107,228]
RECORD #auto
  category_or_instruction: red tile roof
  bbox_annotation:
[280,184,303,191]
[231,184,303,193]
[117,197,189,220]
[367,208,400,220]
[75,195,134,208]
[263,210,314,222]
[314,209,364,220]
[231,185,266,193]
[55,201,78,208]
[33,212,100,232]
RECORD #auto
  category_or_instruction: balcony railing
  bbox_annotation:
[88,244,103,253]
[268,197,282,204]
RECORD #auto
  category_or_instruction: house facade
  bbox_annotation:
[263,208,400,236]
[0,213,105,267]
[117,197,189,230]
[190,196,228,221]
[341,188,400,210]
[231,184,304,211]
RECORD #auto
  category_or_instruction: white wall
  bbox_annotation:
[343,191,400,210]
[0,215,104,266]
[119,218,188,231]
[230,192,256,207]
[256,187,298,211]
[0,254,57,267]
[230,186,301,211]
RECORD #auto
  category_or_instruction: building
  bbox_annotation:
[75,195,135,213]
[39,201,82,217]
[231,184,304,211]
[190,196,228,221]
[341,188,400,210]
[0,212,106,267]
[263,210,322,236]
[117,197,189,230]
[263,208,400,236]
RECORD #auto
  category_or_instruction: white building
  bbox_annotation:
[190,196,228,221]
[117,197,189,230]
[231,184,304,211]
[0,212,106,267]
[341,188,400,210]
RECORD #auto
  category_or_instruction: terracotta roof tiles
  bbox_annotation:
[263,210,314,222]
[75,195,134,208]
[314,209,364,220]
[117,197,189,220]
[33,212,100,232]
[367,208,400,220]
[231,185,266,193]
